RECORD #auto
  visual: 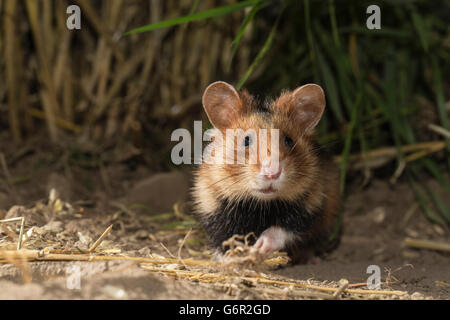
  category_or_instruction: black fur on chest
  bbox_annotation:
[201,197,320,250]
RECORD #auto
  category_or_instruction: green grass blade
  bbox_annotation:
[339,91,361,194]
[410,10,429,52]
[315,46,345,123]
[304,0,319,81]
[236,4,285,89]
[228,0,267,69]
[410,166,449,223]
[328,0,340,49]
[423,184,450,223]
[408,173,445,225]
[125,0,258,35]
[421,159,450,194]
[431,55,450,169]
[313,21,354,114]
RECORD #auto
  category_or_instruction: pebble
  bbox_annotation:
[43,220,63,233]
[135,229,149,239]
[410,292,424,300]
[102,285,128,299]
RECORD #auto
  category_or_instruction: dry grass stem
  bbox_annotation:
[88,224,113,253]
[404,237,450,252]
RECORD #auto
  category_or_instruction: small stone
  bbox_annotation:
[368,207,386,224]
[405,228,419,238]
[433,224,444,236]
[102,285,128,299]
[43,221,63,233]
[411,292,424,300]
[135,229,149,239]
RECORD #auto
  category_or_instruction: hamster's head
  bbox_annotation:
[201,81,326,202]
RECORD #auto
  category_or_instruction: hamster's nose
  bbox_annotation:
[263,167,282,180]
[261,158,282,180]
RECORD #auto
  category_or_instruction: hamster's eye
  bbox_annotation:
[243,135,253,147]
[284,135,294,148]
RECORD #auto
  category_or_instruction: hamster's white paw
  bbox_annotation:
[253,226,295,255]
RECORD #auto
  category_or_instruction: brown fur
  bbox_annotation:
[192,83,341,262]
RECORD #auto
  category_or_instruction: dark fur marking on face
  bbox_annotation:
[241,93,272,117]
[200,197,321,251]
[257,97,274,116]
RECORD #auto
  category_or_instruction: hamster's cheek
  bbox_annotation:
[245,168,262,190]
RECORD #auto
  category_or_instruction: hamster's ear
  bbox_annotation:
[202,81,242,130]
[291,84,326,132]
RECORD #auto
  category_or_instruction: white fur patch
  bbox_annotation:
[253,226,297,255]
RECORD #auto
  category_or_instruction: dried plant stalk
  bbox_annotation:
[405,238,450,252]
[25,0,59,142]
[4,0,21,142]
[140,265,407,297]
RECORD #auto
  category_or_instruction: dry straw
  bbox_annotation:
[0,225,408,299]
[1,0,251,143]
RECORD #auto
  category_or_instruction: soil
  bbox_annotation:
[0,132,449,300]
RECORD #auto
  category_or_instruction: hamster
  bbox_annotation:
[192,81,340,263]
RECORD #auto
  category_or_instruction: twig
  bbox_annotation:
[390,159,406,184]
[334,141,446,171]
[17,216,25,250]
[88,224,113,253]
[248,285,335,300]
[348,282,370,288]
[428,124,450,139]
[249,276,406,296]
[28,108,81,133]
[333,279,349,299]
[404,237,450,252]
[178,228,192,265]
[0,249,287,269]
[160,242,176,259]
[139,265,407,296]
[0,217,25,250]
[401,202,419,226]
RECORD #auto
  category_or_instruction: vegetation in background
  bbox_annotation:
[0,1,448,225]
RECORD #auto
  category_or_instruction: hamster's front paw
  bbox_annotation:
[253,226,294,255]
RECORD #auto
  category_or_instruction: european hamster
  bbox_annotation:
[192,81,340,263]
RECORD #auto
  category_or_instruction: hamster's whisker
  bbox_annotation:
[220,174,251,212]
[206,172,244,189]
[287,136,339,157]
[225,174,250,190]
[290,171,316,181]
